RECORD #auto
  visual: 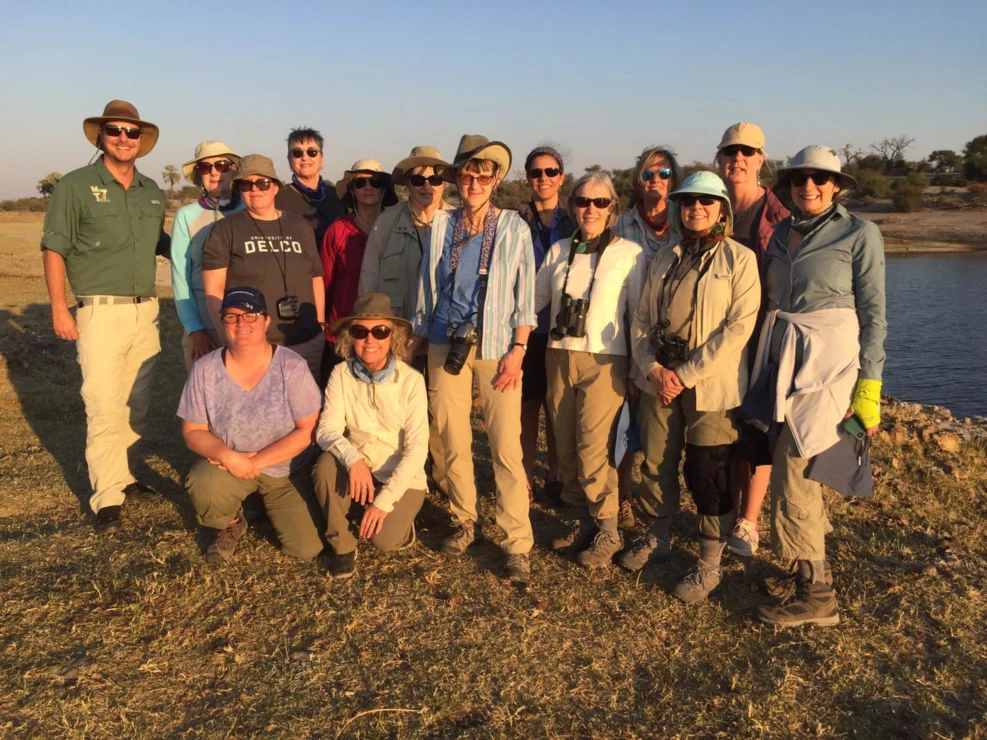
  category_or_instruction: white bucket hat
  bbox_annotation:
[335,159,390,199]
[182,141,241,184]
[775,145,858,191]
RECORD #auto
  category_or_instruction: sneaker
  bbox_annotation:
[93,505,123,535]
[757,577,840,627]
[506,553,530,583]
[204,516,247,564]
[329,550,358,579]
[551,518,596,551]
[394,522,417,551]
[441,522,478,555]
[726,518,759,557]
[672,561,723,603]
[617,533,671,572]
[763,560,833,599]
[576,530,623,569]
[617,499,636,530]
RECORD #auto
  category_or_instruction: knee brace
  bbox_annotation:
[683,444,733,516]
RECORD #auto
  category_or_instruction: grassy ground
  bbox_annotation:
[1,217,986,738]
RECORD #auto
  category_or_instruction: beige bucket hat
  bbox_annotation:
[443,135,512,184]
[331,291,412,337]
[717,122,765,152]
[335,159,390,199]
[83,99,159,158]
[775,145,858,191]
[182,141,242,184]
[232,154,283,185]
[392,146,448,186]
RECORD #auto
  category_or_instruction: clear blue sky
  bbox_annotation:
[1,0,984,199]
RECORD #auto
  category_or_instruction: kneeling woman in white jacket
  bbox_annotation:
[535,172,647,569]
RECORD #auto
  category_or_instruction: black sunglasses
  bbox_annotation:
[643,168,672,182]
[790,171,834,187]
[103,124,142,140]
[196,160,233,175]
[291,148,321,158]
[235,178,274,192]
[721,145,759,158]
[349,324,392,340]
[528,167,562,179]
[353,175,383,190]
[408,174,444,187]
[573,196,612,209]
[677,195,718,207]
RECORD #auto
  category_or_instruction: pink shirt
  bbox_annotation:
[321,214,369,342]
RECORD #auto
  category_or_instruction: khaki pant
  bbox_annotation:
[636,388,738,538]
[285,332,326,381]
[313,451,424,554]
[546,349,627,521]
[75,298,161,513]
[411,351,449,496]
[185,457,324,560]
[181,328,221,372]
[769,423,832,561]
[427,343,532,554]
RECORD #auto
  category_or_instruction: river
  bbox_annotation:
[884,253,987,418]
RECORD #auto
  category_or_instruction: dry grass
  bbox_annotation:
[1,220,986,738]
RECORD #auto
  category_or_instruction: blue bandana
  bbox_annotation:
[349,355,396,385]
[292,175,330,203]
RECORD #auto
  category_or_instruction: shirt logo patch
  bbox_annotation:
[90,186,109,203]
[150,199,160,205]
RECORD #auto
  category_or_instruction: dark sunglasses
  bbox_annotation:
[196,160,233,175]
[527,167,562,179]
[291,148,321,158]
[103,124,142,140]
[408,174,445,187]
[220,311,264,324]
[573,196,613,209]
[790,171,834,187]
[349,324,392,340]
[235,178,274,192]
[353,175,383,190]
[677,195,718,207]
[642,168,672,182]
[721,145,759,158]
[458,173,496,187]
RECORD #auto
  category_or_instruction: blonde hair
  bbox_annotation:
[333,320,410,362]
[632,145,684,197]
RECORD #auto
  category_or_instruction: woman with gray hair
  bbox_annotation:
[535,172,647,568]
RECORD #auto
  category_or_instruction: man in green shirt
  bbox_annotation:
[41,99,169,534]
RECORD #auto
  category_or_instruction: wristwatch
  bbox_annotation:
[511,342,527,351]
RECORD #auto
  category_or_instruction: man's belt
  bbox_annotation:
[76,296,156,307]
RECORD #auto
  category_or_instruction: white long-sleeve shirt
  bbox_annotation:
[315,360,428,512]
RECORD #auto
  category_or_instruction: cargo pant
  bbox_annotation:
[75,297,160,513]
[769,423,833,561]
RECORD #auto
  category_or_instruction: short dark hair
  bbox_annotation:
[287,127,324,152]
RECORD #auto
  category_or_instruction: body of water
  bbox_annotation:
[883,253,987,418]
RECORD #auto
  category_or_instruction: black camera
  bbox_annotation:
[648,323,690,366]
[276,295,300,320]
[444,321,479,375]
[549,293,589,341]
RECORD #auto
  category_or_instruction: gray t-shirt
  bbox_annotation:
[177,345,322,477]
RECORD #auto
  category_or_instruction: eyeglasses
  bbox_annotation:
[458,173,496,187]
[220,311,264,324]
[235,178,274,192]
[573,196,613,209]
[677,195,718,207]
[408,174,445,187]
[721,145,760,158]
[642,168,672,182]
[291,148,321,159]
[196,160,233,175]
[790,171,834,187]
[103,124,142,140]
[349,324,392,340]
[527,167,562,179]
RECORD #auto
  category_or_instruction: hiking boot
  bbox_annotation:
[441,522,478,555]
[672,561,723,603]
[123,482,156,501]
[506,553,530,583]
[617,533,671,572]
[576,530,624,569]
[757,577,840,627]
[763,560,833,599]
[618,499,636,530]
[551,518,596,551]
[726,517,759,557]
[93,505,123,535]
[204,516,247,565]
[394,522,416,551]
[329,550,357,579]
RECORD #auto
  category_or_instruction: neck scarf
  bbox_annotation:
[349,354,396,409]
[680,220,727,254]
[292,175,329,203]
[791,203,837,235]
[450,205,498,273]
[637,200,669,235]
[199,192,240,212]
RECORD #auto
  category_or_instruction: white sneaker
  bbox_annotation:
[726,518,759,557]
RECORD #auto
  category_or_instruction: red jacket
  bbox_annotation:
[754,189,791,270]
[321,214,368,342]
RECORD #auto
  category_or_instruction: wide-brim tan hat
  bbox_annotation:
[775,145,858,192]
[232,154,283,185]
[442,135,512,184]
[335,159,390,199]
[331,291,412,337]
[182,141,242,183]
[717,122,765,152]
[83,99,159,158]
[392,146,448,186]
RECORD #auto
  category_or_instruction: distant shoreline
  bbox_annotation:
[883,237,987,254]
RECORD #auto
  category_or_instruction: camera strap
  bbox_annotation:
[658,243,717,345]
[559,228,613,302]
[247,211,288,295]
[447,206,498,328]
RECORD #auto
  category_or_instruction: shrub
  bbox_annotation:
[853,169,890,201]
[891,175,925,213]
[969,183,987,210]
[0,197,48,212]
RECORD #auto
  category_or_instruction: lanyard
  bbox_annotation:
[559,229,613,301]
[446,207,498,328]
[247,211,288,294]
[658,244,716,343]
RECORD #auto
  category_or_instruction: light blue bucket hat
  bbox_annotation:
[667,170,732,238]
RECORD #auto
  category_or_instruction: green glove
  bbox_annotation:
[851,378,882,429]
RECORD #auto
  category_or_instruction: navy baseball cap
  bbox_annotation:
[221,286,267,313]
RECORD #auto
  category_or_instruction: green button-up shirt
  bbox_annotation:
[41,158,168,297]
